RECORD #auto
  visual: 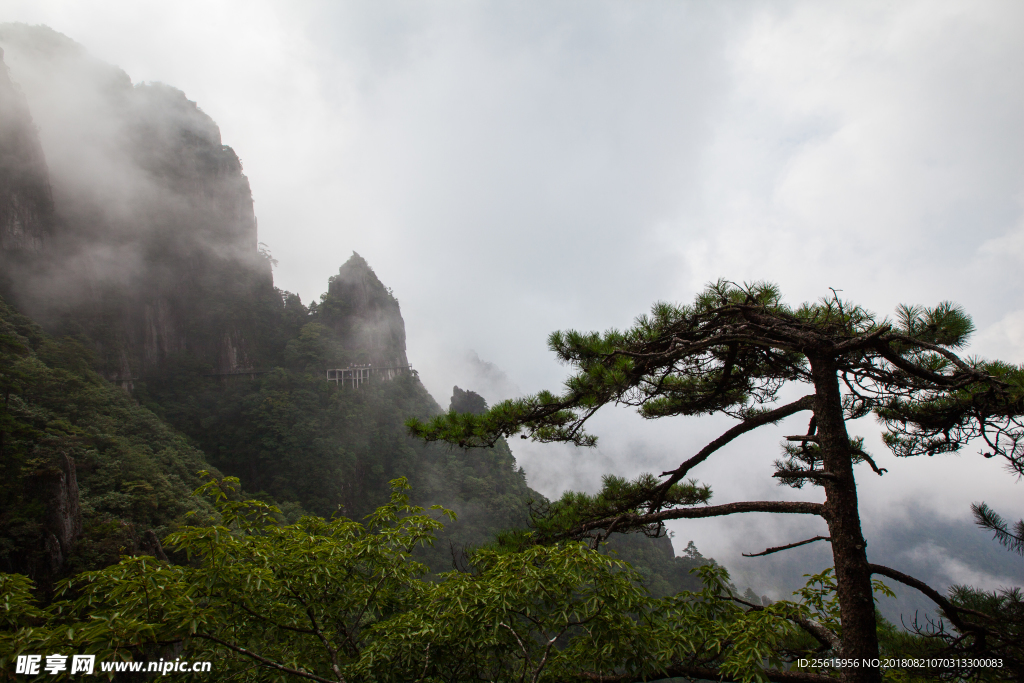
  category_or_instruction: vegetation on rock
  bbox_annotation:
[0,296,216,587]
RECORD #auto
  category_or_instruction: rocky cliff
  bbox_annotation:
[0,24,274,382]
[318,252,410,370]
[0,45,56,295]
[450,386,488,415]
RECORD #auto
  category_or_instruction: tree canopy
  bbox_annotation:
[410,280,1024,683]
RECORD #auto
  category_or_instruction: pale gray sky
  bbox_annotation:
[2,0,1022,600]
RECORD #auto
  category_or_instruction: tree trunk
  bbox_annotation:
[809,355,880,683]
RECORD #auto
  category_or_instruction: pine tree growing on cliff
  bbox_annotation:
[410,281,1024,683]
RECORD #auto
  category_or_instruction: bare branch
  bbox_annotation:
[500,621,531,683]
[575,500,825,537]
[532,622,577,683]
[191,634,343,683]
[867,564,990,636]
[656,395,815,499]
[853,449,887,477]
[743,536,831,557]
[416,643,431,683]
[305,605,345,682]
[791,616,843,654]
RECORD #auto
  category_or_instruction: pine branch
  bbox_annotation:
[871,342,965,387]
[972,502,1024,556]
[772,469,837,483]
[852,448,887,476]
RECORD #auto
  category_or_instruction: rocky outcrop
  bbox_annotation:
[450,386,488,415]
[0,24,275,380]
[137,529,169,562]
[319,252,410,369]
[39,454,82,575]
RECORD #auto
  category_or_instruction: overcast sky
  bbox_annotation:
[3,0,1022,601]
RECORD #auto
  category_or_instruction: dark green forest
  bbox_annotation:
[0,296,216,583]
[0,260,707,593]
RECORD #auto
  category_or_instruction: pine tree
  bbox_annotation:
[410,280,1024,683]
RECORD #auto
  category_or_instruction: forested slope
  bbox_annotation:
[0,297,216,586]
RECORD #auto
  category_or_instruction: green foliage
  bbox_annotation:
[792,568,894,640]
[943,585,1023,676]
[1,476,453,681]
[972,502,1024,556]
[0,482,860,683]
[775,436,885,489]
[364,552,871,682]
[360,542,654,682]
[518,473,712,544]
[0,296,216,582]
[0,573,45,630]
[893,302,975,349]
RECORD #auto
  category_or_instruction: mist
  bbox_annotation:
[0,21,270,381]
[2,0,1022,617]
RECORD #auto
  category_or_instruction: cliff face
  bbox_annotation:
[0,24,419,386]
[38,454,82,576]
[0,46,56,293]
[0,24,273,380]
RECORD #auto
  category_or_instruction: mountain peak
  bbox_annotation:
[450,386,488,415]
[320,253,407,367]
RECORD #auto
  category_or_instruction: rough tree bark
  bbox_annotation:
[810,355,880,683]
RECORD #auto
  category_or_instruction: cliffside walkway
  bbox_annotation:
[326,364,415,388]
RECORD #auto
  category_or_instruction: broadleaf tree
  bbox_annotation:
[409,280,1024,683]
[2,476,851,683]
